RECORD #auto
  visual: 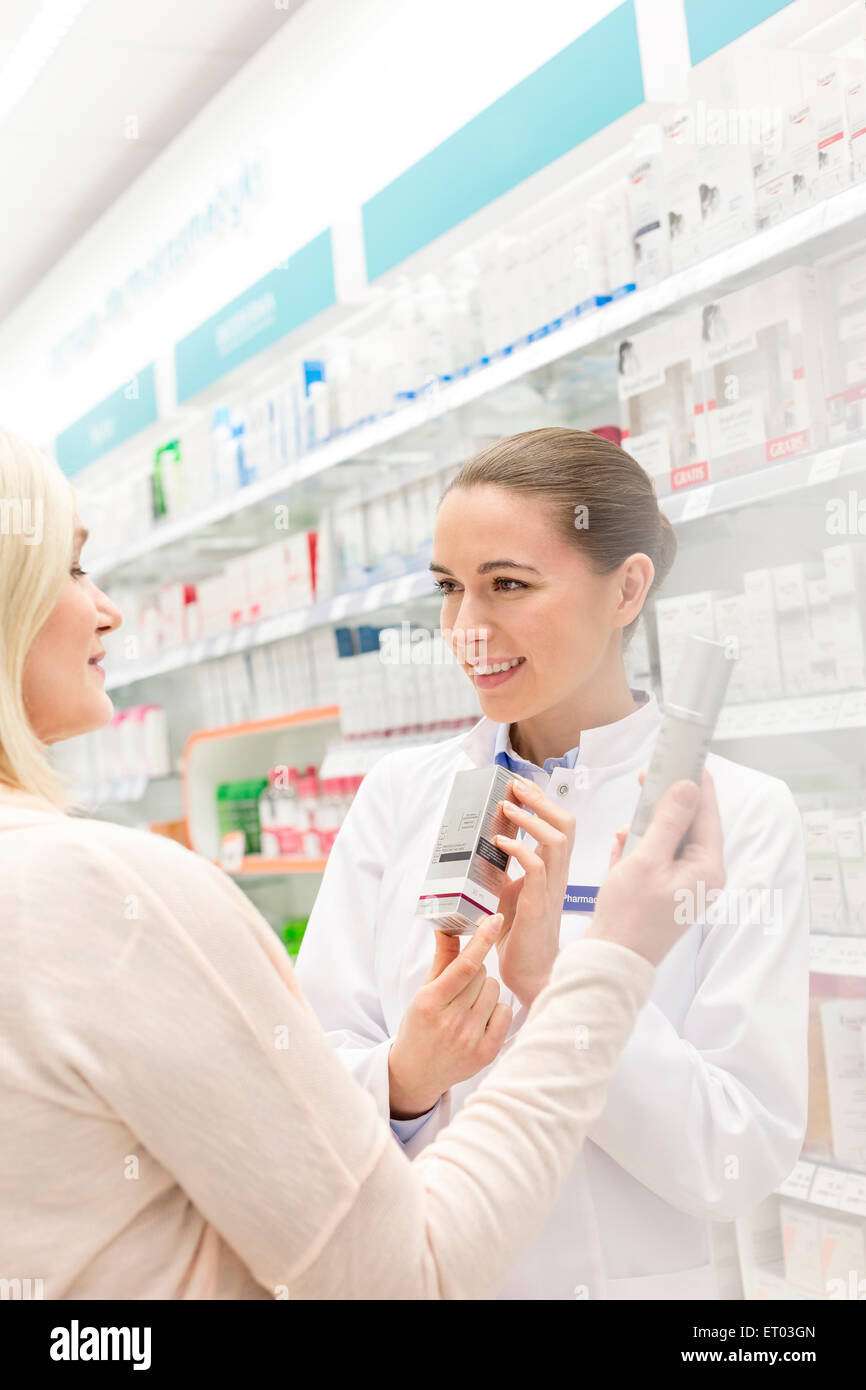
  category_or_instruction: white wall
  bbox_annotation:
[0,0,623,444]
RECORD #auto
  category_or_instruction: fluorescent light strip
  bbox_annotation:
[0,0,93,126]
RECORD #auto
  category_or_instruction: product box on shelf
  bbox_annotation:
[626,124,672,290]
[819,248,866,443]
[820,987,866,1169]
[836,811,866,936]
[806,973,835,1160]
[617,311,709,494]
[742,568,785,700]
[779,1200,825,1295]
[590,181,636,297]
[820,1213,866,1291]
[653,590,721,705]
[803,811,846,935]
[802,51,866,202]
[823,542,866,690]
[697,265,826,481]
[662,112,704,273]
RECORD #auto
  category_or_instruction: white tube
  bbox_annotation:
[623,634,733,856]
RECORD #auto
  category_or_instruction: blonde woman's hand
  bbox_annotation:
[388,915,513,1120]
[585,770,725,967]
[493,776,576,1009]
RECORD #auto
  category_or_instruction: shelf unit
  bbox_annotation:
[182,705,340,865]
[221,856,329,878]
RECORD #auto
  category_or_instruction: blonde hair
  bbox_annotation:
[0,428,76,806]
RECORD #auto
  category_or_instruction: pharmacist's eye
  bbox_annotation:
[492,577,527,592]
[433,578,459,595]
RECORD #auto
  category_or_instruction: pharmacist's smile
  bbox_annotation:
[469,655,526,690]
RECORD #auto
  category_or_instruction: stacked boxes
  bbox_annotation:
[698,267,826,481]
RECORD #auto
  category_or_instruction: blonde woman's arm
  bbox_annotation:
[14,784,707,1300]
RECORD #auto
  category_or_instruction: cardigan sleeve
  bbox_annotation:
[13,817,654,1299]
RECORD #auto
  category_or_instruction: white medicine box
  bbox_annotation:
[617,311,709,495]
[697,265,825,481]
[819,249,866,443]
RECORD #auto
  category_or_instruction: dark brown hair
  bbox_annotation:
[442,427,677,638]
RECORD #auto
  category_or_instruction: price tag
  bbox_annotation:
[681,485,714,521]
[808,447,844,486]
[777,1160,816,1202]
[840,1172,866,1218]
[810,1165,847,1210]
[219,831,246,873]
[211,633,231,657]
[230,627,250,651]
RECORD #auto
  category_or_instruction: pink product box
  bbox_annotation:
[697,265,826,480]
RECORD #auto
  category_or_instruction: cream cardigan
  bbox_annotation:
[0,794,654,1300]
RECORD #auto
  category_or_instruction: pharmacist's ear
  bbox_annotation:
[613,552,654,630]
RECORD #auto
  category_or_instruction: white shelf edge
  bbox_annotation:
[87,179,866,581]
[713,690,866,741]
[808,934,866,978]
[105,566,438,689]
[776,1158,866,1217]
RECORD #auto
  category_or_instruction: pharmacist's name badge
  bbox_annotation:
[562,884,598,913]
[220,831,246,873]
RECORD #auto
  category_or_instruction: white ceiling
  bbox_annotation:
[0,0,309,323]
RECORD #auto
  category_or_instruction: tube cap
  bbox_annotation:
[670,634,734,721]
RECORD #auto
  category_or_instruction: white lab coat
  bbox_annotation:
[295,692,809,1300]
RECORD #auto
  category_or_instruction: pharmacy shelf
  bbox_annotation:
[87,177,866,584]
[713,689,866,741]
[183,705,340,862]
[808,935,866,978]
[69,771,181,804]
[777,1159,866,1218]
[662,438,866,526]
[221,855,329,877]
[105,565,438,690]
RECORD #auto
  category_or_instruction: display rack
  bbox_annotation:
[182,705,340,864]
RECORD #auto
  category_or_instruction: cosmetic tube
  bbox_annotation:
[623,634,733,857]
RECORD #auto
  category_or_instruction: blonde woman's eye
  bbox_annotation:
[71,566,87,579]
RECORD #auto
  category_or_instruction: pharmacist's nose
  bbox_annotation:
[448,605,493,666]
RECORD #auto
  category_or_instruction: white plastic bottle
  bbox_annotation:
[623,634,733,857]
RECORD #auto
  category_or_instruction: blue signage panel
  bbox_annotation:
[685,0,796,67]
[174,229,336,402]
[55,364,158,476]
[362,3,644,281]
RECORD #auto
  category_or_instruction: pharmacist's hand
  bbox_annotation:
[585,771,725,967]
[388,916,513,1120]
[493,777,576,1009]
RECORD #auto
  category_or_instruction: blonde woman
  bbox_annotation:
[0,427,724,1300]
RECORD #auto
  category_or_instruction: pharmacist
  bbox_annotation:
[297,427,809,1301]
